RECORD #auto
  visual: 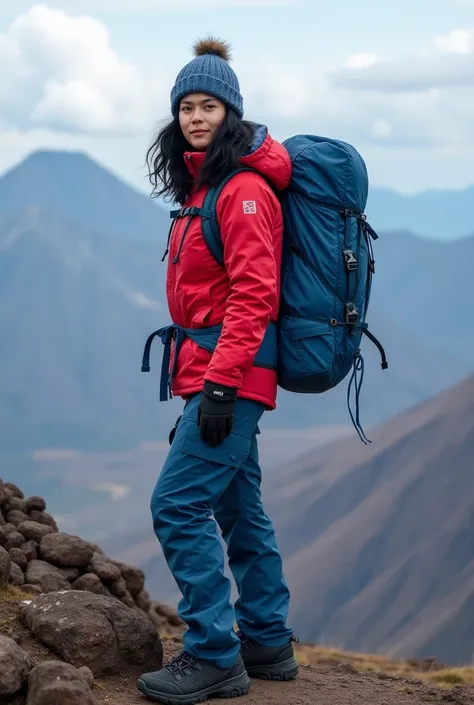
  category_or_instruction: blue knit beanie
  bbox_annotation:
[170,36,244,118]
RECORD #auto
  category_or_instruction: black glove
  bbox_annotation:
[198,381,237,448]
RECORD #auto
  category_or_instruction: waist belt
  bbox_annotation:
[141,322,277,401]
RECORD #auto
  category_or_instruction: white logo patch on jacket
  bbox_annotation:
[243,200,257,214]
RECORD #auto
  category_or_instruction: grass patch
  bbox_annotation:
[293,643,474,688]
[0,584,39,602]
[429,670,467,685]
[295,651,309,666]
[1,585,27,601]
[0,613,16,631]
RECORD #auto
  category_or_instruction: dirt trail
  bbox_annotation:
[95,639,474,705]
[3,592,474,705]
[97,666,474,705]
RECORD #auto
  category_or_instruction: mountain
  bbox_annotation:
[0,205,181,451]
[0,149,169,241]
[367,184,474,241]
[263,373,474,665]
[0,202,469,453]
[370,230,474,363]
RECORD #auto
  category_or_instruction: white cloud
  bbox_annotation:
[433,28,474,54]
[0,4,167,134]
[0,0,295,10]
[346,53,380,70]
[94,483,131,500]
[1,4,474,194]
[239,39,474,153]
[331,27,474,92]
[372,119,392,139]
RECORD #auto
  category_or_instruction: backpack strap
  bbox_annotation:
[201,167,258,266]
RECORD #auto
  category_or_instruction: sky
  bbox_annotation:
[0,0,473,196]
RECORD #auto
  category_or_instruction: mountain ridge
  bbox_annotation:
[263,372,474,664]
[2,148,473,241]
[0,149,168,242]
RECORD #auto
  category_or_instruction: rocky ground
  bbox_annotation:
[2,475,474,705]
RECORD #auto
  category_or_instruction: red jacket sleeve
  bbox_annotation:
[204,172,280,389]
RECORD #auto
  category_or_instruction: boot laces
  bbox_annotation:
[165,652,198,676]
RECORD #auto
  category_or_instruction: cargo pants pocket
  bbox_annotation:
[180,418,252,469]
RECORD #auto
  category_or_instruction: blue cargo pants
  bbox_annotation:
[150,392,293,668]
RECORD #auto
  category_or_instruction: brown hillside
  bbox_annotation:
[264,373,474,664]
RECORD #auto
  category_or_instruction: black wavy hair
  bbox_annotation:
[146,107,255,205]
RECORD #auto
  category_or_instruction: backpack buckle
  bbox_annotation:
[345,303,359,325]
[343,250,358,272]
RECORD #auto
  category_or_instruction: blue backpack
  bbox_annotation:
[141,134,387,444]
[198,134,387,443]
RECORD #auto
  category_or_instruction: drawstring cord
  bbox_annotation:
[347,352,371,445]
[161,220,175,262]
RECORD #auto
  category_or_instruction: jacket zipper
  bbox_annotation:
[167,217,180,322]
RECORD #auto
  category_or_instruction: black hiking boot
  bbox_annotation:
[237,630,299,681]
[136,651,250,704]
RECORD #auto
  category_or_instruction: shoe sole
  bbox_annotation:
[245,656,299,681]
[136,671,250,704]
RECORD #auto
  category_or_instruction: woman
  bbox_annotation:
[137,37,298,704]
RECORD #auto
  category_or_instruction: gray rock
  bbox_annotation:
[77,665,94,689]
[25,560,70,593]
[0,545,11,588]
[25,496,46,513]
[152,601,185,627]
[87,553,121,584]
[20,584,42,595]
[136,589,151,612]
[0,635,32,696]
[119,590,136,608]
[39,533,93,568]
[108,577,128,598]
[9,497,27,513]
[113,561,145,597]
[6,511,29,527]
[59,567,80,582]
[17,521,54,543]
[8,548,28,571]
[19,590,163,677]
[71,573,105,595]
[4,531,25,551]
[27,660,98,705]
[2,489,14,514]
[22,541,38,562]
[4,483,24,499]
[9,562,25,586]
[28,510,57,531]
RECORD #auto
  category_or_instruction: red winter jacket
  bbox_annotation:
[166,127,292,410]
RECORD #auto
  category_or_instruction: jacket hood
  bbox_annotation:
[183,123,292,191]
